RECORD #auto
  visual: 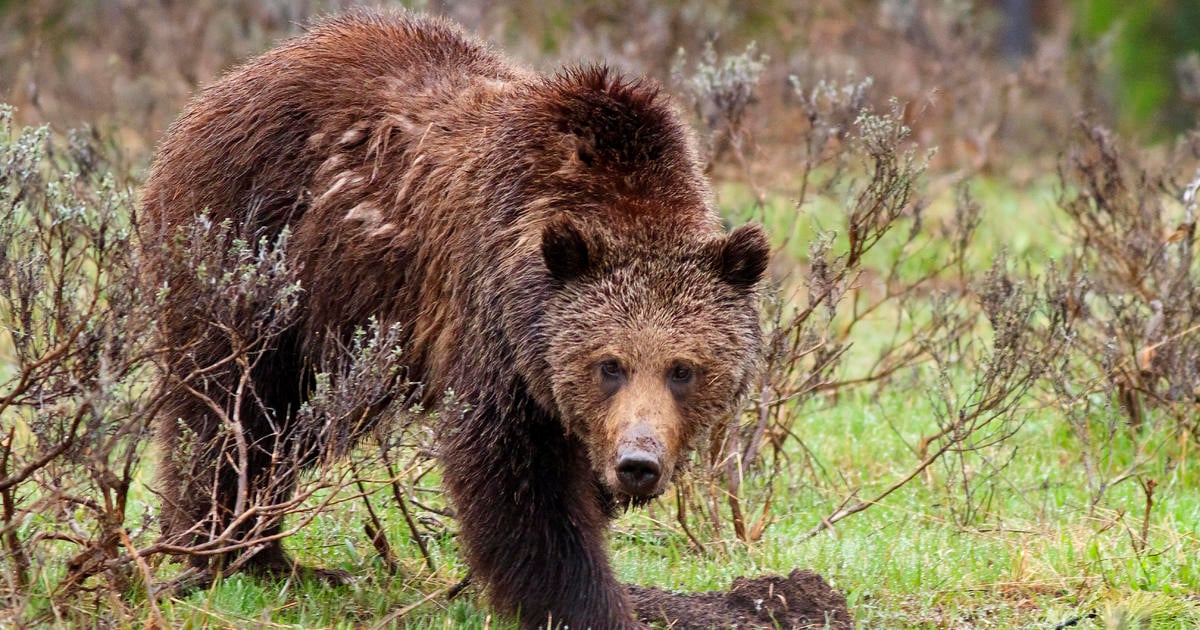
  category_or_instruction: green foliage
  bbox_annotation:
[1075,0,1200,134]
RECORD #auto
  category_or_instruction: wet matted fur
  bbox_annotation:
[142,10,769,629]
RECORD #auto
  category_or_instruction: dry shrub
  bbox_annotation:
[1038,119,1200,509]
[1054,119,1200,431]
[672,41,768,170]
[0,105,162,602]
[670,51,919,547]
[921,256,1069,527]
[772,0,1084,178]
[666,38,1082,544]
[669,54,964,545]
[1,105,164,617]
[0,106,420,625]
[148,215,410,583]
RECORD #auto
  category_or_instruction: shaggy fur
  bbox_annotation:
[142,10,768,629]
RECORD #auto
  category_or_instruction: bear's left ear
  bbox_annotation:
[542,217,595,282]
[716,224,770,288]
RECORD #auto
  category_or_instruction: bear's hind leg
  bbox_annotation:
[156,386,298,579]
[156,332,351,584]
[232,335,353,584]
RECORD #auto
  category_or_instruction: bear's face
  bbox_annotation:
[542,218,769,504]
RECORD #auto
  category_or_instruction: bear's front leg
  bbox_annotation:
[442,393,641,630]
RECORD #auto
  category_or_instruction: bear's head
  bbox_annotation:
[541,217,769,504]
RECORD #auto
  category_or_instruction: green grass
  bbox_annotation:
[5,177,1199,629]
[719,173,1070,275]
[118,385,1198,629]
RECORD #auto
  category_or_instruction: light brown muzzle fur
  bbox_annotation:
[602,369,682,499]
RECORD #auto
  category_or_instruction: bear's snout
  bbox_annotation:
[615,449,661,497]
[611,421,668,499]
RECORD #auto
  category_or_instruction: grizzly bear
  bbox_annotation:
[142,10,768,629]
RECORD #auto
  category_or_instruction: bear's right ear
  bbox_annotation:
[717,223,770,288]
[542,217,594,282]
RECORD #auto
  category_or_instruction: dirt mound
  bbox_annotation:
[629,569,852,629]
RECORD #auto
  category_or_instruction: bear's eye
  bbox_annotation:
[599,359,624,379]
[668,363,694,385]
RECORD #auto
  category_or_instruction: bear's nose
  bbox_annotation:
[615,451,661,497]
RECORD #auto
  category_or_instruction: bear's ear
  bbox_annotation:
[717,224,770,288]
[542,217,594,282]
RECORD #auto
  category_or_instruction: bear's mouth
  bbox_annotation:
[604,470,668,510]
[613,489,660,510]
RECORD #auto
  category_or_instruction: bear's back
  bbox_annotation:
[141,11,522,240]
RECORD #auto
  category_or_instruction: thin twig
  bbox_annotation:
[380,444,437,574]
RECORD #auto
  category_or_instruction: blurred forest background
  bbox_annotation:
[2,0,1199,170]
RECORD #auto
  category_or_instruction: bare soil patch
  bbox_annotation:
[629,568,852,629]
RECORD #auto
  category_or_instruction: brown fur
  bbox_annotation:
[143,10,768,629]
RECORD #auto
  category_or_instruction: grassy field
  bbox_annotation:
[133,383,1200,629]
[6,178,1192,629]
